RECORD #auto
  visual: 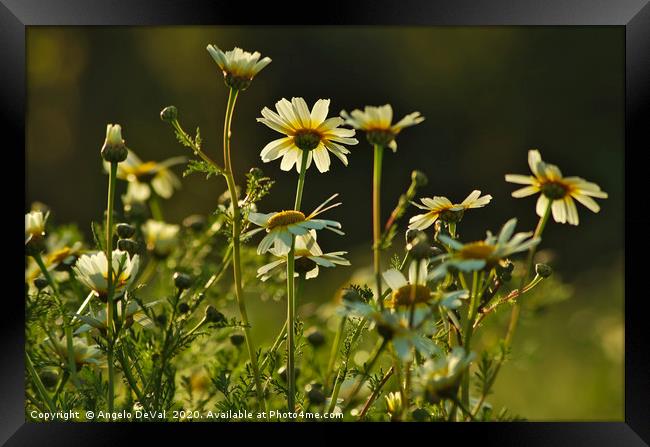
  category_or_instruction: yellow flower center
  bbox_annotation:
[267,210,306,229]
[388,284,431,307]
[459,241,496,260]
[293,129,322,151]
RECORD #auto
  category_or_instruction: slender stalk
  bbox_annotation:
[358,367,394,419]
[345,338,387,406]
[286,240,296,411]
[505,200,552,346]
[325,317,346,390]
[148,193,164,221]
[372,144,384,308]
[25,352,55,412]
[285,153,309,412]
[461,270,480,407]
[105,161,118,412]
[221,87,265,411]
[470,200,553,417]
[32,253,79,387]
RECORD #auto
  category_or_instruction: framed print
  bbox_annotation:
[3,0,649,444]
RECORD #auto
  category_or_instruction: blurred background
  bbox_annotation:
[26,26,623,420]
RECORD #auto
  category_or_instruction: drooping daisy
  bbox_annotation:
[408,190,492,231]
[247,194,344,255]
[257,97,358,173]
[207,45,271,91]
[73,250,139,298]
[47,336,103,369]
[142,219,180,257]
[25,211,46,245]
[505,149,608,225]
[257,230,350,281]
[340,104,424,151]
[105,150,184,200]
[414,347,476,403]
[430,218,540,279]
[75,300,156,335]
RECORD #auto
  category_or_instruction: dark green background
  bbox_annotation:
[26,26,623,419]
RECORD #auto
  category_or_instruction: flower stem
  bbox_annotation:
[25,352,55,412]
[105,161,118,412]
[325,317,346,390]
[221,87,265,412]
[345,338,387,406]
[461,270,481,408]
[372,144,384,308]
[358,366,394,419]
[505,200,552,346]
[285,152,310,413]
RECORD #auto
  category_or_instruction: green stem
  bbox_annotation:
[32,252,59,295]
[106,161,118,412]
[25,352,55,412]
[345,338,387,406]
[221,87,265,412]
[326,317,346,390]
[505,200,552,346]
[294,152,309,210]
[358,366,394,419]
[149,193,164,221]
[372,144,384,308]
[286,239,296,412]
[64,326,79,387]
[461,270,480,407]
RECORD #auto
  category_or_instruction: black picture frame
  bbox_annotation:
[3,0,648,444]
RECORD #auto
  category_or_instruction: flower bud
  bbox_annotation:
[229,334,245,347]
[156,313,167,327]
[34,277,49,290]
[39,369,59,388]
[277,365,300,382]
[305,383,325,405]
[101,124,128,163]
[412,408,430,422]
[249,167,264,178]
[178,302,190,314]
[182,214,206,232]
[160,105,178,122]
[406,232,432,260]
[204,305,225,324]
[305,327,325,348]
[117,238,139,256]
[116,223,135,239]
[535,263,553,278]
[341,288,362,304]
[411,170,428,187]
[173,272,192,291]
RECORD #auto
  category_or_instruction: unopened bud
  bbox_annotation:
[305,327,325,348]
[101,124,128,163]
[204,305,225,324]
[173,272,192,291]
[230,334,245,346]
[535,263,553,278]
[116,223,135,239]
[411,170,428,187]
[117,238,139,256]
[160,105,178,122]
[34,277,49,290]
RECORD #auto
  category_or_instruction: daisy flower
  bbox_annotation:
[340,104,424,151]
[105,150,185,200]
[257,230,350,281]
[74,300,156,335]
[142,219,180,257]
[247,194,344,255]
[430,218,540,279]
[408,190,492,230]
[505,149,608,225]
[47,336,103,369]
[382,260,431,308]
[207,45,271,91]
[73,250,139,298]
[414,347,476,403]
[257,97,358,173]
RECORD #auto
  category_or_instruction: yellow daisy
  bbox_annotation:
[142,219,180,257]
[257,97,358,173]
[505,150,608,225]
[207,45,271,90]
[408,190,492,230]
[340,104,424,151]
